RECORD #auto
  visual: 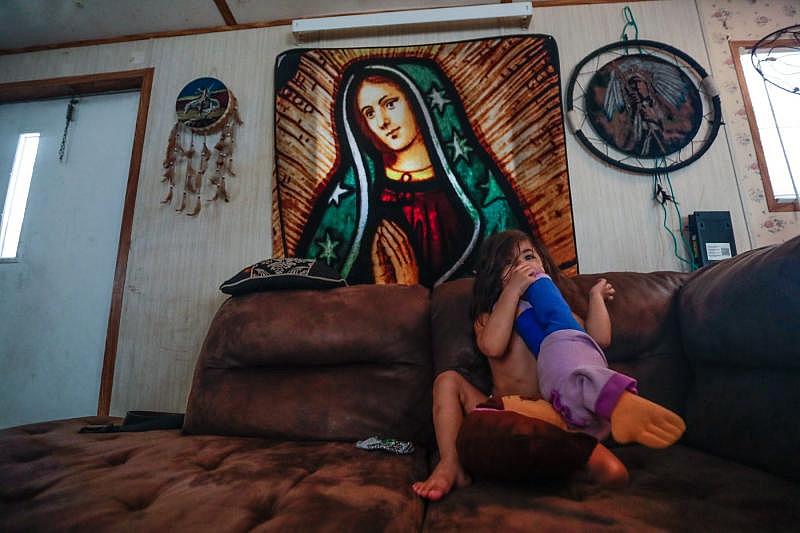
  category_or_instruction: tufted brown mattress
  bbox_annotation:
[0,417,427,532]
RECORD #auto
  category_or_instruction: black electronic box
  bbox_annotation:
[688,211,737,267]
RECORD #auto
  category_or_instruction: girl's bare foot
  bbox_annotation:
[412,459,471,501]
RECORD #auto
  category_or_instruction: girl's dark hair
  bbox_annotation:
[470,229,563,321]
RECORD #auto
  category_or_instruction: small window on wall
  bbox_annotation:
[1,133,40,260]
[732,42,799,212]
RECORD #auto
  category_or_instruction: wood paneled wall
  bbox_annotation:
[0,0,750,415]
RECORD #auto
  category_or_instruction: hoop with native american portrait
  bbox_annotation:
[565,39,721,174]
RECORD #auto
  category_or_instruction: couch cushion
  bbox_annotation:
[430,278,492,394]
[0,418,427,533]
[679,236,800,481]
[685,365,800,483]
[184,284,433,444]
[431,273,690,417]
[680,235,800,369]
[422,444,800,531]
[564,272,690,363]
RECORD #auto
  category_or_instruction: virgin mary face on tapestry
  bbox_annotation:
[273,37,578,286]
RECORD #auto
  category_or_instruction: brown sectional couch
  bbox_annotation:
[2,236,799,531]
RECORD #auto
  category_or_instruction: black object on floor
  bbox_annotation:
[79,411,184,433]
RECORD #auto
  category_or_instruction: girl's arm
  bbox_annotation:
[474,287,519,358]
[474,263,540,357]
[584,278,615,349]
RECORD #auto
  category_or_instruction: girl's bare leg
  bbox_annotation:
[412,371,486,501]
[584,443,629,487]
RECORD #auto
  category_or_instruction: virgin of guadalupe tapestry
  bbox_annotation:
[272,35,578,287]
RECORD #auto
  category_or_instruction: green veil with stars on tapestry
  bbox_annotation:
[296,58,531,286]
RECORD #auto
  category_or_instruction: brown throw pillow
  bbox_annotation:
[456,404,597,482]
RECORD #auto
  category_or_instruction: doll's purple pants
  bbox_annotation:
[516,275,637,439]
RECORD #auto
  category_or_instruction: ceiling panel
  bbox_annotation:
[0,0,224,50]
[1,0,517,52]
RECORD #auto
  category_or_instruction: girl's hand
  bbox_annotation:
[590,278,615,301]
[505,263,544,297]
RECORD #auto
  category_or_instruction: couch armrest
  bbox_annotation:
[183,284,434,444]
[679,236,800,480]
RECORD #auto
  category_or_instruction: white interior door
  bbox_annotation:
[0,91,139,429]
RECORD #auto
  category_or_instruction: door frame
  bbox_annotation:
[0,68,154,416]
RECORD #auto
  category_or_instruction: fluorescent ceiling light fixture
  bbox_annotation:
[292,2,533,40]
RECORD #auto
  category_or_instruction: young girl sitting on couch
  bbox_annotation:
[413,230,685,501]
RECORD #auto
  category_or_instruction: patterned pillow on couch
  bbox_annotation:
[220,258,347,295]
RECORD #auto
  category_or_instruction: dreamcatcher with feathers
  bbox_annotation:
[161,77,243,216]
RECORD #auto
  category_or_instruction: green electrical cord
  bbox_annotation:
[619,6,697,271]
[620,6,642,54]
[652,158,698,271]
[664,170,699,271]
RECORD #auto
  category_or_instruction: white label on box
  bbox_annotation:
[706,242,732,261]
